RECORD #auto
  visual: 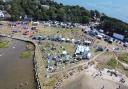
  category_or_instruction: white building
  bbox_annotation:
[113,33,124,40]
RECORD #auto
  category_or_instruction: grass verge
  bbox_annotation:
[20,50,32,59]
[107,58,117,69]
[0,41,9,48]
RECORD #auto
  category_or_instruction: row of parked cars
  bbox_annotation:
[32,35,92,45]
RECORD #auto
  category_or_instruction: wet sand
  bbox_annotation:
[0,38,36,89]
[60,71,128,89]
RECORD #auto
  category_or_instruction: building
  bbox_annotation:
[113,33,124,41]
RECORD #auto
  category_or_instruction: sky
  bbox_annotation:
[56,0,128,23]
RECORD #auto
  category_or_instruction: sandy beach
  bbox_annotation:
[60,70,128,89]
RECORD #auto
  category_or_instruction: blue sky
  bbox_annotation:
[56,0,128,23]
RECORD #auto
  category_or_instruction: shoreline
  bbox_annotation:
[0,34,44,89]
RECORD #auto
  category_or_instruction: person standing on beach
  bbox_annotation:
[116,85,120,89]
[101,85,104,89]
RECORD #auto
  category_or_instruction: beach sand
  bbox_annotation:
[60,71,128,89]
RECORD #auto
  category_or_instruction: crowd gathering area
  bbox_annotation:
[0,21,128,89]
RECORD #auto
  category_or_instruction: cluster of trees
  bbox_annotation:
[0,0,101,23]
[99,15,128,37]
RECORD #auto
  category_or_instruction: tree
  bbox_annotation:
[82,16,90,24]
[10,0,24,20]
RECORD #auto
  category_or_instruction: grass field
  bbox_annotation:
[107,58,117,69]
[38,26,84,39]
[20,50,32,59]
[40,40,76,55]
[0,41,9,48]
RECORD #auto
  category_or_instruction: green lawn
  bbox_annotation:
[38,27,84,39]
[20,50,32,59]
[0,41,9,48]
[107,58,117,69]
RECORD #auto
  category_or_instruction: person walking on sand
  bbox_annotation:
[116,85,120,89]
[101,85,104,89]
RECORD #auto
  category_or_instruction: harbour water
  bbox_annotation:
[0,37,36,89]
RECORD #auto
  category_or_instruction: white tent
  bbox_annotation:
[62,51,67,55]
[75,45,90,54]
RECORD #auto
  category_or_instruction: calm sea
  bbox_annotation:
[56,0,128,23]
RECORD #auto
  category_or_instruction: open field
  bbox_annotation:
[0,41,9,48]
[40,40,76,55]
[38,26,84,39]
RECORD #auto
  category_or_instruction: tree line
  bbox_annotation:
[0,0,101,23]
[99,15,128,38]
